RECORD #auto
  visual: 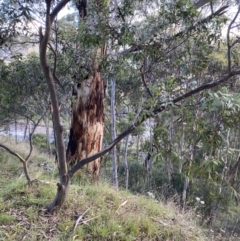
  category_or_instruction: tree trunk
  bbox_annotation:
[39,0,70,212]
[123,134,129,190]
[166,112,174,184]
[14,116,18,143]
[182,176,189,211]
[44,113,51,155]
[66,0,107,181]
[23,118,29,140]
[110,80,118,189]
[136,135,140,163]
[66,71,104,181]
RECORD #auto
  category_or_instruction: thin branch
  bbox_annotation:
[0,144,25,164]
[26,108,49,161]
[227,6,240,74]
[73,208,90,232]
[230,38,240,49]
[50,0,71,21]
[194,0,212,9]
[0,143,31,182]
[10,40,39,45]
[48,42,66,93]
[140,65,153,98]
[0,107,48,182]
[0,104,35,123]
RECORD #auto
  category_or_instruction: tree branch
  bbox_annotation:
[48,42,66,93]
[50,0,71,21]
[0,143,31,182]
[194,0,212,8]
[140,65,153,98]
[227,6,240,74]
[26,108,49,161]
[0,144,25,164]
[123,5,229,54]
[0,104,35,123]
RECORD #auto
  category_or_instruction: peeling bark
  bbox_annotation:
[67,71,104,180]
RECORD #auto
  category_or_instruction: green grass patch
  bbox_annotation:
[0,213,16,225]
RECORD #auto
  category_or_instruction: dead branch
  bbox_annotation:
[116,200,128,214]
[73,208,90,232]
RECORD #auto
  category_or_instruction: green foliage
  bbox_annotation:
[0,213,16,225]
[32,133,48,151]
[0,53,49,122]
[0,0,34,47]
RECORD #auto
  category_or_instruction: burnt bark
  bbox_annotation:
[67,72,104,180]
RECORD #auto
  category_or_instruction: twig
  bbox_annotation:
[140,65,153,98]
[47,43,65,93]
[81,216,98,225]
[150,217,169,226]
[116,200,128,214]
[73,208,90,232]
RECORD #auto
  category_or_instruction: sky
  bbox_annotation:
[58,2,75,19]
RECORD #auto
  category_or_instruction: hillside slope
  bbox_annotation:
[0,137,206,241]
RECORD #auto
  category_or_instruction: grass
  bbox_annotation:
[0,136,207,240]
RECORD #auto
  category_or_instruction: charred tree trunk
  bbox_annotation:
[66,72,104,180]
